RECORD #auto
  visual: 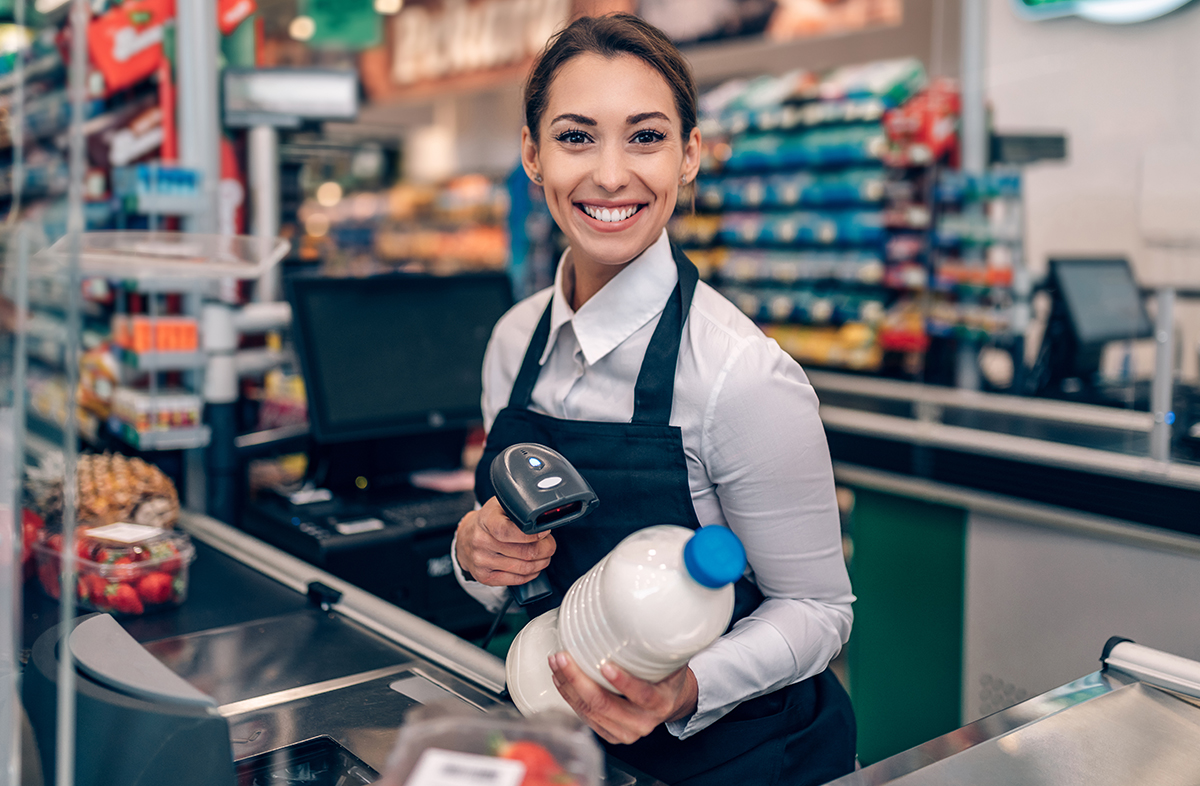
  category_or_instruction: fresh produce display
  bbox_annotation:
[25,451,180,530]
[33,523,194,616]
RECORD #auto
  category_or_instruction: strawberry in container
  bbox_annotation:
[21,509,45,583]
[34,522,195,616]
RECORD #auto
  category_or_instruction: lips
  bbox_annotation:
[575,202,645,228]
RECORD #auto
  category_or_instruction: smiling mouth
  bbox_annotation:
[577,203,645,223]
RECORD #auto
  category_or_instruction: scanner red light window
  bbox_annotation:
[536,501,583,526]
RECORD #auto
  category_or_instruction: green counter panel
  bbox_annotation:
[846,488,966,765]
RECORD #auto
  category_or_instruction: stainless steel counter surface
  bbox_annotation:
[829,668,1200,786]
[150,512,661,785]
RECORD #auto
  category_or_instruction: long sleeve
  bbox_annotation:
[667,336,853,738]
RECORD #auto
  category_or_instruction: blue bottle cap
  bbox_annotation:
[683,526,747,589]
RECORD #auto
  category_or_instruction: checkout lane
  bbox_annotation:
[23,507,662,785]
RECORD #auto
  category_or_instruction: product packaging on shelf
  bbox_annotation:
[377,703,603,786]
[33,522,195,616]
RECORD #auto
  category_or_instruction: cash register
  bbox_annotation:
[241,270,513,637]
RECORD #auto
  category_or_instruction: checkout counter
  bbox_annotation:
[22,509,662,785]
[17,259,1200,783]
[812,366,1200,764]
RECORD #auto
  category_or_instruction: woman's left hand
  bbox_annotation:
[548,652,698,745]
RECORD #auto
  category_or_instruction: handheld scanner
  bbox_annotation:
[490,444,599,535]
[490,443,598,606]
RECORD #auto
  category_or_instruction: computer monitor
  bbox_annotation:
[1030,257,1153,398]
[287,271,513,487]
[1052,258,1152,348]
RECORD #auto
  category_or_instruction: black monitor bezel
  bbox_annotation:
[286,270,511,446]
[1048,257,1153,348]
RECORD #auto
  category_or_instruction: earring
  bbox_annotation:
[680,176,689,185]
[533,174,543,183]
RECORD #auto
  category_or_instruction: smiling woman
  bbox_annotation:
[453,14,857,786]
[521,51,700,309]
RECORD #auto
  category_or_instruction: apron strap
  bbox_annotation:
[506,243,700,424]
[507,298,554,409]
[631,243,699,424]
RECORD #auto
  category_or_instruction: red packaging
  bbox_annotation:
[87,0,176,97]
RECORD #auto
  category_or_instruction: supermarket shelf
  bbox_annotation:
[117,348,207,371]
[107,419,211,451]
[123,194,207,216]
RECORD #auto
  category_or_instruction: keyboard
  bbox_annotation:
[378,491,477,532]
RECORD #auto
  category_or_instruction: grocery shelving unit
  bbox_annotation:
[673,59,951,375]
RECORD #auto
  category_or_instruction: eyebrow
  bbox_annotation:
[627,111,669,125]
[548,111,671,126]
[550,113,596,126]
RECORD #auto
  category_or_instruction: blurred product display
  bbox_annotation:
[6,4,1200,786]
[676,59,948,373]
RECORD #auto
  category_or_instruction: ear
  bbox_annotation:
[680,126,702,185]
[520,126,542,184]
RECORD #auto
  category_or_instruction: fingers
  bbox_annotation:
[455,501,557,587]
[549,653,662,745]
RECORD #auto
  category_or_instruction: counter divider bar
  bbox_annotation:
[820,406,1200,491]
[179,512,509,696]
[807,370,1155,433]
[217,664,411,717]
[833,462,1200,559]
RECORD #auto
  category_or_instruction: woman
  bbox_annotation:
[453,14,856,786]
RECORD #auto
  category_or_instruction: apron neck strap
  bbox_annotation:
[506,243,700,425]
[631,243,697,424]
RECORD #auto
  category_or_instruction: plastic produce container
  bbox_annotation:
[378,703,603,786]
[33,522,195,616]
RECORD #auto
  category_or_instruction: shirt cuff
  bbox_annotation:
[664,618,799,739]
[450,532,510,612]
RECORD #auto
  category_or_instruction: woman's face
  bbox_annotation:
[522,53,701,272]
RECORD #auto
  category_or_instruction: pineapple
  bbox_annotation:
[27,451,180,530]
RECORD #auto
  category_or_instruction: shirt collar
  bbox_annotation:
[542,230,678,366]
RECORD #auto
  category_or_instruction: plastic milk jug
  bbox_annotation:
[506,524,747,717]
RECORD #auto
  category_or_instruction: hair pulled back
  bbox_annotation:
[524,13,698,144]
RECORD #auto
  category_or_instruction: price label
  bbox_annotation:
[406,749,525,786]
[82,522,163,544]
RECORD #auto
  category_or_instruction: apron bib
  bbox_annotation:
[474,244,855,786]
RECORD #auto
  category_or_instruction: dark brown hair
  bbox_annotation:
[524,13,698,144]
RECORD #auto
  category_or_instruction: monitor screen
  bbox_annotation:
[1051,258,1152,346]
[287,272,513,445]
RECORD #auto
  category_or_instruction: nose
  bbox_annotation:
[593,141,629,193]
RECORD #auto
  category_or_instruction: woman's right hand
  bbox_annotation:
[455,496,556,586]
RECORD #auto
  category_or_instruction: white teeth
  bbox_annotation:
[583,204,640,223]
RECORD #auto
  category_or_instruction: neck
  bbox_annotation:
[567,254,626,311]
[565,236,660,310]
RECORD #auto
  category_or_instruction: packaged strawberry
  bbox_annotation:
[34,522,196,616]
[378,704,602,786]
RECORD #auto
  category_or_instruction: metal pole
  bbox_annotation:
[956,0,987,390]
[249,126,281,301]
[176,0,222,233]
[1150,287,1176,462]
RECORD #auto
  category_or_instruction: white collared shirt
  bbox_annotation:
[453,230,854,738]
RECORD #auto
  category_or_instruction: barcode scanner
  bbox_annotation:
[490,443,599,605]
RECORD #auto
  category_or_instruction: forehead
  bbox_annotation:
[543,52,680,126]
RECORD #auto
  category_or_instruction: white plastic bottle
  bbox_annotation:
[506,524,747,717]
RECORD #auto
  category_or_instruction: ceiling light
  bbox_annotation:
[288,16,316,41]
[315,181,343,208]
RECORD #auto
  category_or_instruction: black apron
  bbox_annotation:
[475,244,856,786]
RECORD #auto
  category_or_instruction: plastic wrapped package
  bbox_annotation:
[377,703,603,786]
[33,523,195,616]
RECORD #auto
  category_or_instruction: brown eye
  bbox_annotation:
[632,129,666,144]
[556,129,592,145]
